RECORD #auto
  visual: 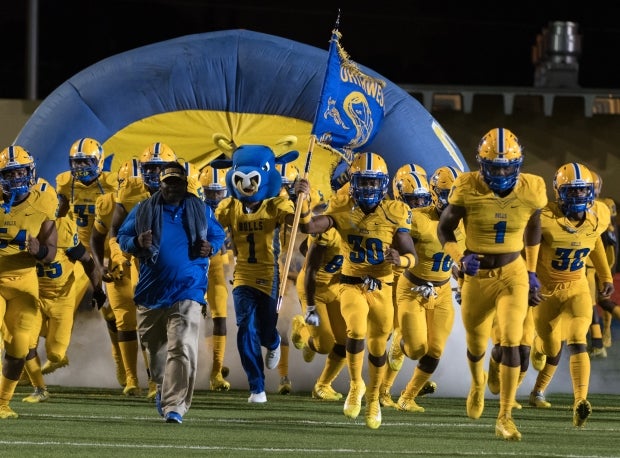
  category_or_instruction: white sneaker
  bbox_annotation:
[265,343,281,370]
[248,391,267,403]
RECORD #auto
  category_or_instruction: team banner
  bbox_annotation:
[311,28,386,159]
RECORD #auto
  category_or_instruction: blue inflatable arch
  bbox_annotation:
[15,29,468,196]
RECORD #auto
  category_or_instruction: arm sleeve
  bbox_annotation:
[206,206,226,254]
[117,206,140,255]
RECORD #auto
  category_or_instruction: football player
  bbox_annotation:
[199,165,232,392]
[389,168,464,413]
[90,159,144,396]
[0,145,57,419]
[274,162,304,395]
[529,162,614,427]
[21,177,102,402]
[437,128,547,441]
[297,152,417,430]
[55,138,123,385]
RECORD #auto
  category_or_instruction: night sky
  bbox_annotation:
[2,1,620,100]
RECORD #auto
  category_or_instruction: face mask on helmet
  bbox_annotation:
[553,162,595,215]
[199,165,229,210]
[349,152,389,211]
[140,142,177,192]
[0,146,36,212]
[476,128,523,193]
[392,163,427,198]
[69,138,104,184]
[430,166,461,212]
[396,172,433,209]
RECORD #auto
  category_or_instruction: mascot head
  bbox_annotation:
[211,144,299,203]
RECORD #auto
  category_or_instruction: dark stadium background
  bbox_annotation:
[1,1,620,100]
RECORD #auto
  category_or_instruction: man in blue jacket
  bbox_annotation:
[117,162,225,424]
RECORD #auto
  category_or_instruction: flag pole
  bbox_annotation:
[277,135,315,313]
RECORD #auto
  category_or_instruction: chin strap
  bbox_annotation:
[1,190,17,214]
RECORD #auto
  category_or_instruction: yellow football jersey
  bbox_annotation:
[325,193,412,280]
[304,227,343,287]
[37,216,80,298]
[216,195,294,296]
[538,200,610,285]
[409,205,465,283]
[116,177,150,214]
[448,171,547,254]
[55,170,118,249]
[0,188,57,274]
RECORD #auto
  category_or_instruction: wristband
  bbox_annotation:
[34,245,49,260]
[299,210,312,225]
[443,241,463,265]
[399,253,415,269]
[524,244,540,272]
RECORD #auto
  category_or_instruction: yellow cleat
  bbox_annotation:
[388,328,404,371]
[41,356,69,375]
[22,387,49,403]
[146,380,158,400]
[495,414,522,441]
[0,405,18,419]
[291,315,306,350]
[312,383,343,401]
[513,400,522,410]
[278,376,292,395]
[115,362,127,388]
[365,399,382,429]
[123,384,141,397]
[379,387,397,408]
[528,390,551,408]
[589,347,607,359]
[487,358,500,395]
[302,345,316,363]
[573,399,592,427]
[466,372,487,419]
[417,380,437,397]
[210,373,231,392]
[396,394,425,412]
[343,382,366,419]
[530,348,546,371]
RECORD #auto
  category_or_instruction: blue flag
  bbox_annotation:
[311,29,386,159]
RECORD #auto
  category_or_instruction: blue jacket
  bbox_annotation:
[117,195,226,309]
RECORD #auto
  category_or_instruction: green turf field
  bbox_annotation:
[3,386,619,457]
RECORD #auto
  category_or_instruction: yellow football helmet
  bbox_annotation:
[430,166,461,212]
[392,163,427,198]
[276,162,300,200]
[395,172,432,209]
[349,152,389,210]
[553,162,595,214]
[117,158,141,187]
[69,137,104,183]
[476,127,523,193]
[139,142,177,191]
[592,171,602,198]
[0,145,36,198]
[199,165,228,209]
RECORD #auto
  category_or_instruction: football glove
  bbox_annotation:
[305,305,320,326]
[92,287,108,310]
[460,253,481,276]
